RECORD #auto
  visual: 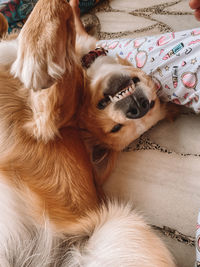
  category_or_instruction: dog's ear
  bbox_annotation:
[92,145,109,165]
[91,145,118,185]
[0,13,8,39]
[117,54,134,67]
[11,0,77,90]
[164,102,181,122]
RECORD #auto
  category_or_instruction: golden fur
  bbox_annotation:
[0,1,176,265]
[0,0,99,232]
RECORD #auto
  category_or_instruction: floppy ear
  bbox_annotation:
[11,0,77,90]
[92,145,109,164]
[117,54,134,67]
[164,102,181,122]
[92,145,118,185]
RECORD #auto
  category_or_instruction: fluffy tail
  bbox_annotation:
[0,180,176,266]
[67,201,176,267]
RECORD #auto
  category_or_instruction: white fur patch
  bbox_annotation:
[87,56,131,89]
[10,33,65,90]
[0,39,18,66]
[67,202,176,267]
[0,181,175,267]
[11,49,65,90]
[0,179,67,266]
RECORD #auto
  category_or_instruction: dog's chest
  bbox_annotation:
[97,28,200,112]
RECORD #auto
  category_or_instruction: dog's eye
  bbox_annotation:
[132,77,140,84]
[150,100,155,109]
[110,124,123,133]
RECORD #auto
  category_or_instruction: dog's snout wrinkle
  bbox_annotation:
[132,94,139,107]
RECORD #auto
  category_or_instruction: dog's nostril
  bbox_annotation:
[131,108,139,115]
[130,108,139,115]
[127,108,139,118]
[126,95,150,119]
[140,98,149,110]
[132,77,140,84]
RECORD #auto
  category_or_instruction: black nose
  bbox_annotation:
[126,96,150,119]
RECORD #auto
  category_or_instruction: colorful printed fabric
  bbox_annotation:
[0,0,100,33]
[97,28,200,113]
[196,212,200,267]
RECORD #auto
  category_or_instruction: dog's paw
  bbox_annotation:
[10,0,75,91]
[11,37,65,90]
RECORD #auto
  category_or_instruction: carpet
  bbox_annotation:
[83,1,200,266]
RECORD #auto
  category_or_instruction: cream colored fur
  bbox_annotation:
[0,0,176,266]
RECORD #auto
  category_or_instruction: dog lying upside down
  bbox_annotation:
[97,28,200,112]
[0,0,176,266]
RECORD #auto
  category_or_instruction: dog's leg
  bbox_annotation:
[11,0,77,91]
[10,0,84,141]
[70,0,97,57]
[70,0,88,37]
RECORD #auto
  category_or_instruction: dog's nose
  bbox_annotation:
[126,95,150,119]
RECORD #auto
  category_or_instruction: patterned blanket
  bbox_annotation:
[0,0,100,33]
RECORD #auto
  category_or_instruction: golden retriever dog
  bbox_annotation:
[0,0,176,266]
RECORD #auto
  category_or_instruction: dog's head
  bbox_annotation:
[81,55,166,151]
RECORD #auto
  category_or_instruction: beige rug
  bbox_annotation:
[82,1,200,266]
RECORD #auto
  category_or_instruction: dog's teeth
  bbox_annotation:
[126,90,131,96]
[130,86,134,93]
[126,88,131,95]
[109,95,114,102]
[109,85,136,103]
[113,95,119,102]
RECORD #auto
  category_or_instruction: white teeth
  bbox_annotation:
[109,85,135,103]
[109,95,114,102]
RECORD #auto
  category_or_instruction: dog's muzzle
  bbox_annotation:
[115,87,150,119]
